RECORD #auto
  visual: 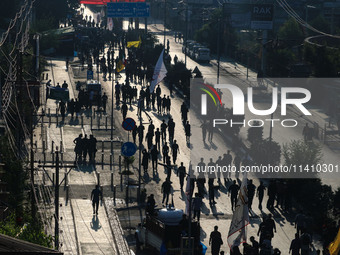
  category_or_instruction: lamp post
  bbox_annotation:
[305,5,316,35]
[217,3,225,84]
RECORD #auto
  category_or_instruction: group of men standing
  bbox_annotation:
[73,134,98,164]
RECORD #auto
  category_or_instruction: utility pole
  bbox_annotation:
[184,4,188,67]
[261,30,268,76]
[217,18,221,84]
[268,112,273,164]
[30,110,36,220]
[0,74,2,120]
[217,3,225,84]
[111,64,115,172]
[55,148,60,250]
[163,0,166,48]
[137,97,142,203]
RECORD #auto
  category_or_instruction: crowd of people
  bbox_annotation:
[60,12,339,255]
[73,133,98,165]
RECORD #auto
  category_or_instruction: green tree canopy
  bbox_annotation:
[278,17,305,46]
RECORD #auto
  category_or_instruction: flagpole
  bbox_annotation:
[111,59,114,172]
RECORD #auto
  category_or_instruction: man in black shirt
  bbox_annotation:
[151,146,158,172]
[161,120,167,142]
[177,162,186,190]
[91,185,102,215]
[247,179,256,210]
[161,178,172,206]
[209,226,223,255]
[171,140,180,164]
[155,128,161,151]
[228,180,239,211]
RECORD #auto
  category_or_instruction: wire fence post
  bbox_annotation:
[113,185,116,206]
[48,108,51,126]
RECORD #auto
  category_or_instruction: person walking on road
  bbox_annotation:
[121,101,128,120]
[171,140,180,164]
[151,145,158,173]
[88,134,98,164]
[295,211,306,236]
[161,120,167,142]
[192,193,202,222]
[101,92,108,112]
[162,142,169,164]
[177,162,186,190]
[73,134,83,162]
[247,179,256,211]
[267,180,277,210]
[161,178,172,206]
[228,180,239,211]
[91,185,102,215]
[289,233,301,255]
[257,181,266,210]
[82,134,89,163]
[209,226,223,255]
[200,120,208,143]
[155,128,161,151]
[168,117,175,143]
[142,149,149,175]
[222,151,233,183]
[181,102,188,124]
[58,101,66,122]
[233,154,241,180]
[185,121,191,144]
[68,99,75,118]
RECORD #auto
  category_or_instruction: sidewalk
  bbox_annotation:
[35,57,130,255]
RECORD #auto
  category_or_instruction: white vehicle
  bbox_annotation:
[195,48,210,63]
[190,44,203,59]
[135,208,201,253]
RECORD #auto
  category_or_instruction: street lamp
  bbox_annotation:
[177,1,189,67]
[305,5,316,31]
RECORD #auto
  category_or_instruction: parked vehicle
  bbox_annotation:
[195,48,210,63]
[86,80,102,105]
[135,207,202,254]
[182,40,194,53]
[190,44,203,59]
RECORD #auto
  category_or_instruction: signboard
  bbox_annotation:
[224,3,273,30]
[48,87,70,102]
[87,70,93,80]
[122,118,136,131]
[107,2,150,18]
[250,4,274,30]
[121,142,137,157]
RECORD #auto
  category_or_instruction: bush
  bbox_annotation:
[249,138,281,165]
[247,121,263,144]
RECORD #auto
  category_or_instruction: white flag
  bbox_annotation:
[107,18,113,31]
[150,49,167,93]
[227,174,249,250]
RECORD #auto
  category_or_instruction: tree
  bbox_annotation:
[282,140,323,173]
[0,137,27,216]
[282,140,331,232]
[250,138,281,165]
[247,121,263,144]
[278,18,305,46]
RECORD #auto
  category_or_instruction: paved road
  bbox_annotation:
[39,7,335,255]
